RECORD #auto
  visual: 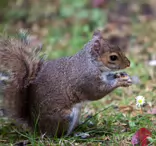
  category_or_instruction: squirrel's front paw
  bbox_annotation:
[114,72,132,87]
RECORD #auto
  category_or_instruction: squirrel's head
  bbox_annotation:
[91,30,130,71]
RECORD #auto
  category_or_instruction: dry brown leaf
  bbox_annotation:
[119,105,134,113]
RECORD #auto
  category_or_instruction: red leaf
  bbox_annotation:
[131,128,152,146]
[132,131,139,145]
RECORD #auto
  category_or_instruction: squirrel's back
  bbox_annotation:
[0,37,41,120]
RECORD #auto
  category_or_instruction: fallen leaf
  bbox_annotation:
[131,128,152,146]
[119,105,134,113]
[147,108,156,115]
[102,136,110,141]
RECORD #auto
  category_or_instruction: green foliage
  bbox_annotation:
[5,9,28,22]
[0,0,9,9]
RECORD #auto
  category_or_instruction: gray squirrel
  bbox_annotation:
[0,30,132,137]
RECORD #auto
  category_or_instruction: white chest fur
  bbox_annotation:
[67,103,82,135]
[101,72,110,83]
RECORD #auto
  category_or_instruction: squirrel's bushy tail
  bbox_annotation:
[0,33,42,120]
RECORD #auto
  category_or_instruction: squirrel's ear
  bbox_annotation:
[93,39,101,54]
[92,30,102,54]
[93,30,102,38]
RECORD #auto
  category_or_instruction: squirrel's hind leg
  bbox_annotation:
[66,103,82,136]
[37,105,81,137]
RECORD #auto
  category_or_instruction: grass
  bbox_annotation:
[0,0,156,145]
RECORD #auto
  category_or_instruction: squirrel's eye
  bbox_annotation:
[110,55,118,61]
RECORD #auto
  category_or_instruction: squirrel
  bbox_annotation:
[0,30,132,137]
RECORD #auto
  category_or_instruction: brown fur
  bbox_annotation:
[0,38,41,119]
[0,30,132,137]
